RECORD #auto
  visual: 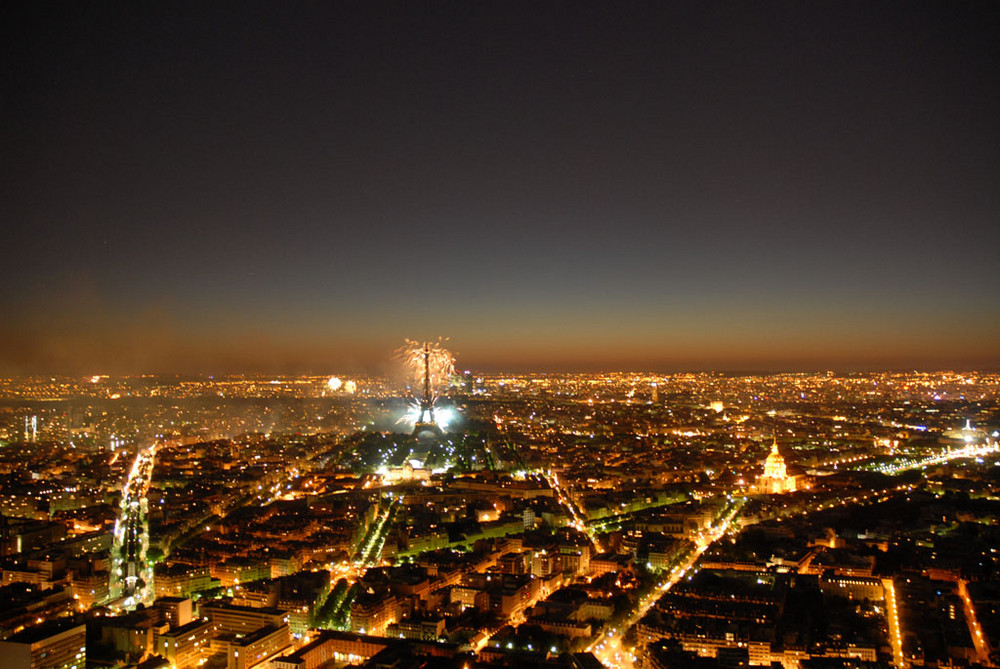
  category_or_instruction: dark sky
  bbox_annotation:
[3,1,999,374]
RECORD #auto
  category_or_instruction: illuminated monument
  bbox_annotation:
[756,436,798,494]
[413,342,442,436]
[397,338,456,437]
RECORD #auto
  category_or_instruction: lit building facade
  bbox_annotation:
[0,623,86,669]
[756,439,797,494]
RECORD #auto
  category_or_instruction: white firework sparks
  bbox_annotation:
[397,400,458,431]
[395,338,456,402]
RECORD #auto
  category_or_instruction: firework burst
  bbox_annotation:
[395,337,456,403]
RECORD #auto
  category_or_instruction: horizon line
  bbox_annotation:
[2,366,999,380]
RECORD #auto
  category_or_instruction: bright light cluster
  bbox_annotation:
[397,402,458,431]
[327,376,357,393]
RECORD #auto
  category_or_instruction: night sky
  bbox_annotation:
[4,2,999,374]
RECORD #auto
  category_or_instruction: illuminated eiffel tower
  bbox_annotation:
[412,342,443,437]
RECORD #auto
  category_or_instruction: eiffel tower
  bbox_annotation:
[412,342,443,437]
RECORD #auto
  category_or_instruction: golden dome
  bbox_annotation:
[758,437,796,494]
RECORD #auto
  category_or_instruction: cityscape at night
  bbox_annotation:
[2,366,998,668]
[2,2,999,669]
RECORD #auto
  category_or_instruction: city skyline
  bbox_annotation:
[4,2,999,374]
[2,369,998,668]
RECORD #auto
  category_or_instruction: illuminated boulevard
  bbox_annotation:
[589,499,745,669]
[958,579,990,666]
[356,498,397,568]
[867,440,999,476]
[542,470,597,547]
[110,444,158,610]
[883,578,905,669]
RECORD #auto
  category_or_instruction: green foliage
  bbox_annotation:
[314,579,361,631]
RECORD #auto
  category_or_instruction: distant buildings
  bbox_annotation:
[0,371,998,668]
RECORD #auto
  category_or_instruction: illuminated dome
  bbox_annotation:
[757,438,797,494]
[763,441,788,480]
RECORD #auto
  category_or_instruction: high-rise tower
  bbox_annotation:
[397,338,455,436]
[413,342,443,436]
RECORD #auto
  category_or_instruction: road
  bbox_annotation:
[110,444,158,609]
[958,579,990,666]
[356,499,397,567]
[864,441,998,476]
[883,578,905,669]
[588,499,744,669]
[541,470,597,546]
[327,496,399,586]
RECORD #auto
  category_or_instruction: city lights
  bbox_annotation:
[4,369,994,668]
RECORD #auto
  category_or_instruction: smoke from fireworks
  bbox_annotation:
[395,338,456,403]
